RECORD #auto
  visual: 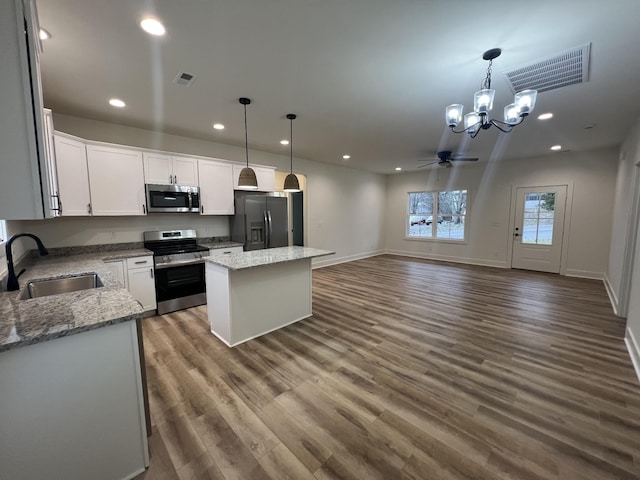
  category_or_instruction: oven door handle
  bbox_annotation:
[154,258,204,269]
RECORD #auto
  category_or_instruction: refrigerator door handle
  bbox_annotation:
[263,210,270,248]
[266,210,273,248]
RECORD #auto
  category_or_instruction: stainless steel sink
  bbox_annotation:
[19,273,104,300]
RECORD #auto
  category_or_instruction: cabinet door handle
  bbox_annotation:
[201,205,204,214]
[170,174,173,184]
[150,268,154,279]
[143,204,146,214]
[87,203,92,215]
[174,175,177,184]
[135,260,148,265]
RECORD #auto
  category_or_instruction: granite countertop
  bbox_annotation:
[199,241,244,250]
[0,248,152,353]
[205,246,334,270]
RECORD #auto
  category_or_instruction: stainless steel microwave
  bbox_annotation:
[145,184,200,213]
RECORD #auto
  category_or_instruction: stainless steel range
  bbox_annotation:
[143,230,209,315]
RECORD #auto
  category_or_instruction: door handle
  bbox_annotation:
[267,210,273,248]
[263,211,269,247]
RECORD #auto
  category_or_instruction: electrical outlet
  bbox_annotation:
[110,231,116,240]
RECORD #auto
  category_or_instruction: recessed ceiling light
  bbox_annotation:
[213,123,225,130]
[395,167,402,171]
[109,98,126,108]
[140,17,166,36]
[39,29,51,40]
[537,112,553,120]
[342,155,351,160]
[280,139,290,145]
[550,145,562,151]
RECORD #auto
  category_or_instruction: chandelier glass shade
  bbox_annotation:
[445,48,537,138]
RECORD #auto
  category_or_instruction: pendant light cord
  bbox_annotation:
[290,117,293,174]
[243,103,249,167]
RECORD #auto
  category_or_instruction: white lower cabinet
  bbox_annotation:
[126,256,156,312]
[104,256,156,312]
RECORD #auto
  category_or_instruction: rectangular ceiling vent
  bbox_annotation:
[503,43,591,94]
[173,71,197,87]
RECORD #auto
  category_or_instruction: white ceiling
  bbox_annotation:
[37,0,640,174]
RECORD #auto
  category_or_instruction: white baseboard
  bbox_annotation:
[312,250,384,269]
[625,327,640,383]
[565,269,604,280]
[603,274,621,317]
[383,249,509,269]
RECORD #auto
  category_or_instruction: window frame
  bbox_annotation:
[406,189,469,243]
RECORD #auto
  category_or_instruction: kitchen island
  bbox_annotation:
[0,251,150,480]
[205,246,334,346]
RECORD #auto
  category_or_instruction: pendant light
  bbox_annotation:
[237,97,258,189]
[283,113,300,192]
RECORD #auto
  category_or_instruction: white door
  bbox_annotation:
[511,185,567,273]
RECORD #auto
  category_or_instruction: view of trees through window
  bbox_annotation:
[522,192,555,245]
[408,190,467,240]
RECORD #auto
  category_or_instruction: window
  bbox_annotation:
[408,189,467,240]
[522,191,555,245]
[0,220,7,244]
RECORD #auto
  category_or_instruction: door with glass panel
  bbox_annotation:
[511,186,567,273]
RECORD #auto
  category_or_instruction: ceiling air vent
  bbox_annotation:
[503,43,591,94]
[173,71,196,87]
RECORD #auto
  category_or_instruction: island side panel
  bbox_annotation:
[228,258,312,346]
[206,262,233,345]
[0,320,148,480]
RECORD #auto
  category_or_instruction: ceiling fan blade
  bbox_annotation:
[450,157,479,162]
[417,161,439,168]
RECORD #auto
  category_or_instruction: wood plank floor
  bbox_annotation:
[135,255,640,480]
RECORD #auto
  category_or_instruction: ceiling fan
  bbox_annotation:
[418,150,479,168]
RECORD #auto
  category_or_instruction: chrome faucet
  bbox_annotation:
[5,233,48,291]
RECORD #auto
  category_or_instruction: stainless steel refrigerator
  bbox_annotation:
[230,192,289,251]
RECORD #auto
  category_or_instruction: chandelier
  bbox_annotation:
[445,48,537,138]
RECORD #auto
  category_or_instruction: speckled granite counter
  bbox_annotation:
[199,241,244,250]
[205,246,334,270]
[0,248,152,352]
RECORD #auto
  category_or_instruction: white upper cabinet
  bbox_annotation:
[54,134,92,216]
[86,144,146,216]
[172,156,199,186]
[0,0,56,219]
[198,159,234,215]
[232,164,276,192]
[143,152,198,187]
